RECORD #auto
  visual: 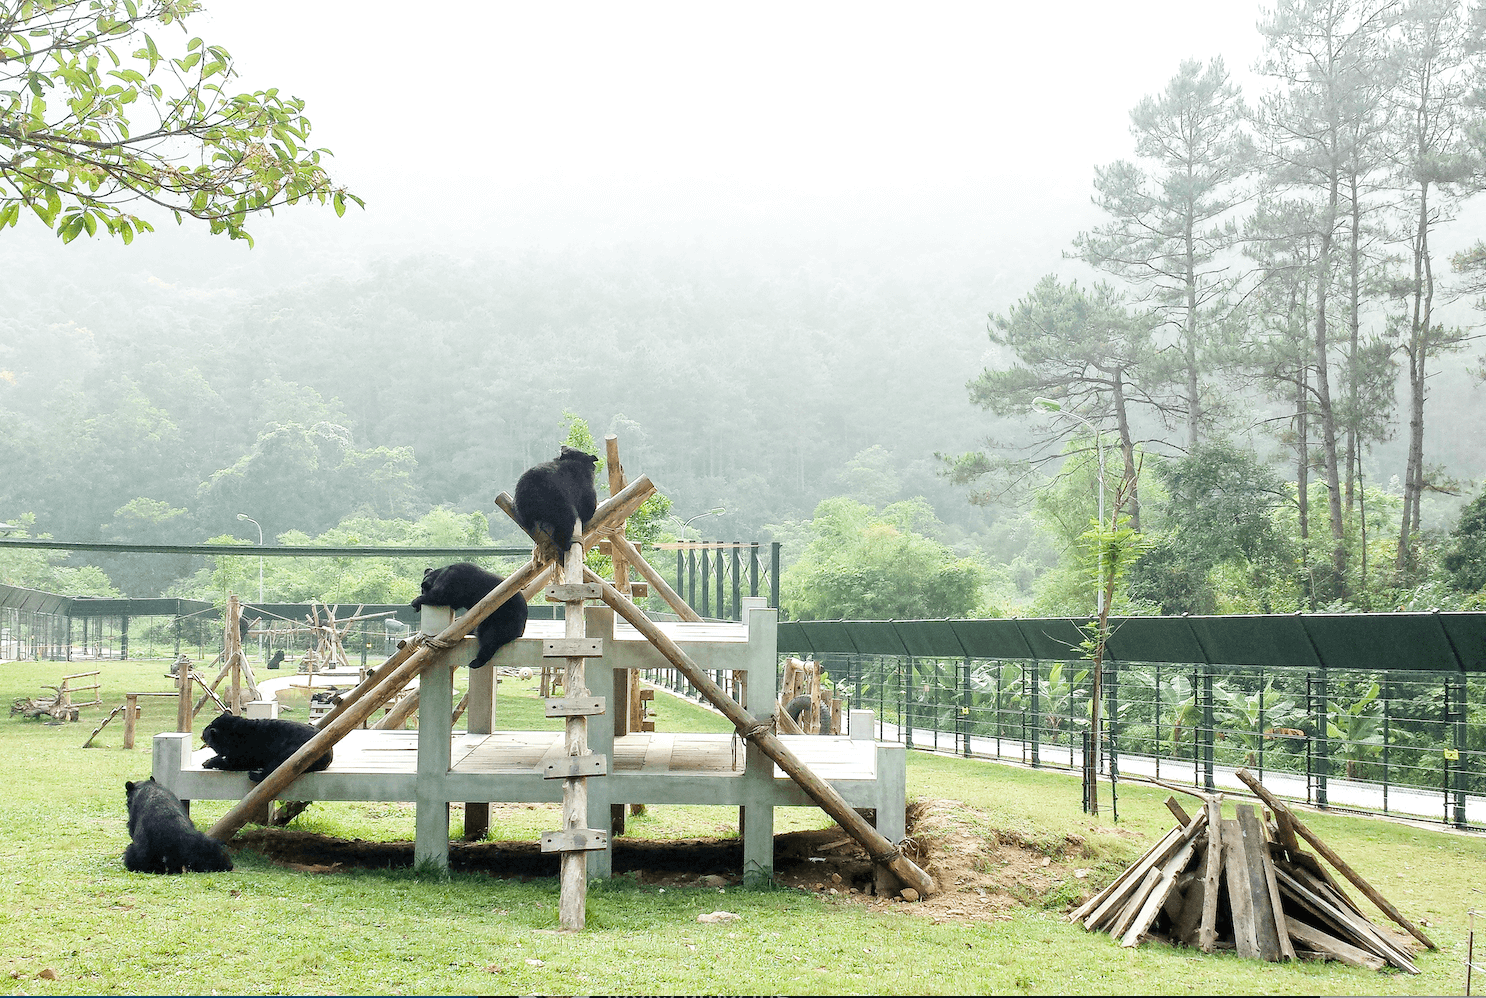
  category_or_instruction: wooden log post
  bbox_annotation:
[552,522,601,931]
[227,596,242,714]
[176,653,192,734]
[1235,768,1437,951]
[123,693,139,750]
[580,567,937,898]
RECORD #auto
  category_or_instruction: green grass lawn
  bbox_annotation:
[2,656,1483,995]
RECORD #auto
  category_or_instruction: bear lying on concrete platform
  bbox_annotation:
[200,712,332,783]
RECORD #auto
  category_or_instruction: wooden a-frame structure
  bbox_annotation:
[204,438,933,929]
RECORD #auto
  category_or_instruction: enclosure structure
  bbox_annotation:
[150,596,907,881]
[778,612,1486,828]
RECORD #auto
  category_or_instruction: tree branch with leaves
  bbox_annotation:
[0,0,361,244]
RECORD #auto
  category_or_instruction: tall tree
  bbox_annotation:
[1074,57,1252,450]
[1254,0,1400,597]
[957,276,1165,531]
[1384,0,1484,577]
[0,0,359,242]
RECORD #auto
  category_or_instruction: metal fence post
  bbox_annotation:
[700,547,710,617]
[1454,678,1467,828]
[962,658,972,758]
[770,543,781,610]
[1315,667,1329,808]
[1030,660,1040,768]
[1202,667,1215,793]
[731,544,741,621]
[903,655,914,750]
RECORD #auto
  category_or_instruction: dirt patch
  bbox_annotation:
[232,798,1101,924]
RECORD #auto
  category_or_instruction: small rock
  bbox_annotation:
[900,888,920,902]
[39,969,59,980]
[525,959,544,968]
[830,873,842,884]
[697,910,740,923]
[1074,868,1090,879]
[1040,856,1051,867]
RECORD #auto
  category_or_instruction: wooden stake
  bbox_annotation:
[1235,768,1436,951]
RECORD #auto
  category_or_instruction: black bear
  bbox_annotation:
[200,712,333,782]
[514,446,600,552]
[123,777,234,874]
[411,562,528,669]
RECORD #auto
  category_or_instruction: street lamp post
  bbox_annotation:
[236,513,264,662]
[679,507,726,538]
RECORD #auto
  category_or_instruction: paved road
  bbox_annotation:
[880,719,1484,828]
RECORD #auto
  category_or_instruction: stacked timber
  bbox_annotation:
[1069,770,1434,974]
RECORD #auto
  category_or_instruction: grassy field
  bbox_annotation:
[3,655,1483,995]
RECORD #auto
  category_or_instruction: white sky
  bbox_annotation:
[195,1,1269,249]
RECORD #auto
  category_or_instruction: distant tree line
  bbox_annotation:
[950,0,1486,615]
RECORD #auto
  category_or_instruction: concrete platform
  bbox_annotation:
[152,598,906,881]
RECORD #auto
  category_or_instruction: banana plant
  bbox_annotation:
[1327,682,1384,779]
[1212,679,1302,767]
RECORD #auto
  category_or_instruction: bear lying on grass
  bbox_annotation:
[411,562,528,669]
[200,712,332,783]
[123,777,233,874]
[514,446,600,552]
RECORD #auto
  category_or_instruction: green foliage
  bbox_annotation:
[0,0,362,244]
[1443,486,1486,592]
[780,497,992,620]
[0,511,118,594]
[195,420,421,537]
[167,509,509,604]
[1127,442,1292,614]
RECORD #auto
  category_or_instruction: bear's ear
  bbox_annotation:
[125,780,137,792]
[423,567,436,578]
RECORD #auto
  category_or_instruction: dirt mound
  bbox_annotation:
[232,798,1096,923]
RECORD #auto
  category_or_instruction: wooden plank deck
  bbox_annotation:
[186,730,877,780]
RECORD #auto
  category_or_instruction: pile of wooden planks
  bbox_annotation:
[1068,769,1435,974]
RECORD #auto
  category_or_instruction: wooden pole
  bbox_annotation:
[1235,768,1436,950]
[581,566,936,898]
[607,532,702,622]
[227,596,242,714]
[559,520,589,931]
[123,693,138,750]
[176,651,192,733]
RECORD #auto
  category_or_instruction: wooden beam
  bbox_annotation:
[208,561,544,842]
[583,566,936,899]
[1235,768,1436,951]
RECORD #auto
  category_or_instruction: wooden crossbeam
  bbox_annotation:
[580,565,937,899]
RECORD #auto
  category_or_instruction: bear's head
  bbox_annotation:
[557,446,599,468]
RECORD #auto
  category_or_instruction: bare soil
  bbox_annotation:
[232,798,1104,924]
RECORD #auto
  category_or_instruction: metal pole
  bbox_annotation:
[1316,667,1329,808]
[731,544,741,621]
[700,547,709,617]
[1202,668,1215,792]
[770,543,781,610]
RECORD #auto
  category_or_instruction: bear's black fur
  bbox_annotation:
[123,777,234,874]
[200,712,332,782]
[410,562,528,669]
[513,446,600,551]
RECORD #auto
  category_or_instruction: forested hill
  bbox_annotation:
[0,233,1047,564]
